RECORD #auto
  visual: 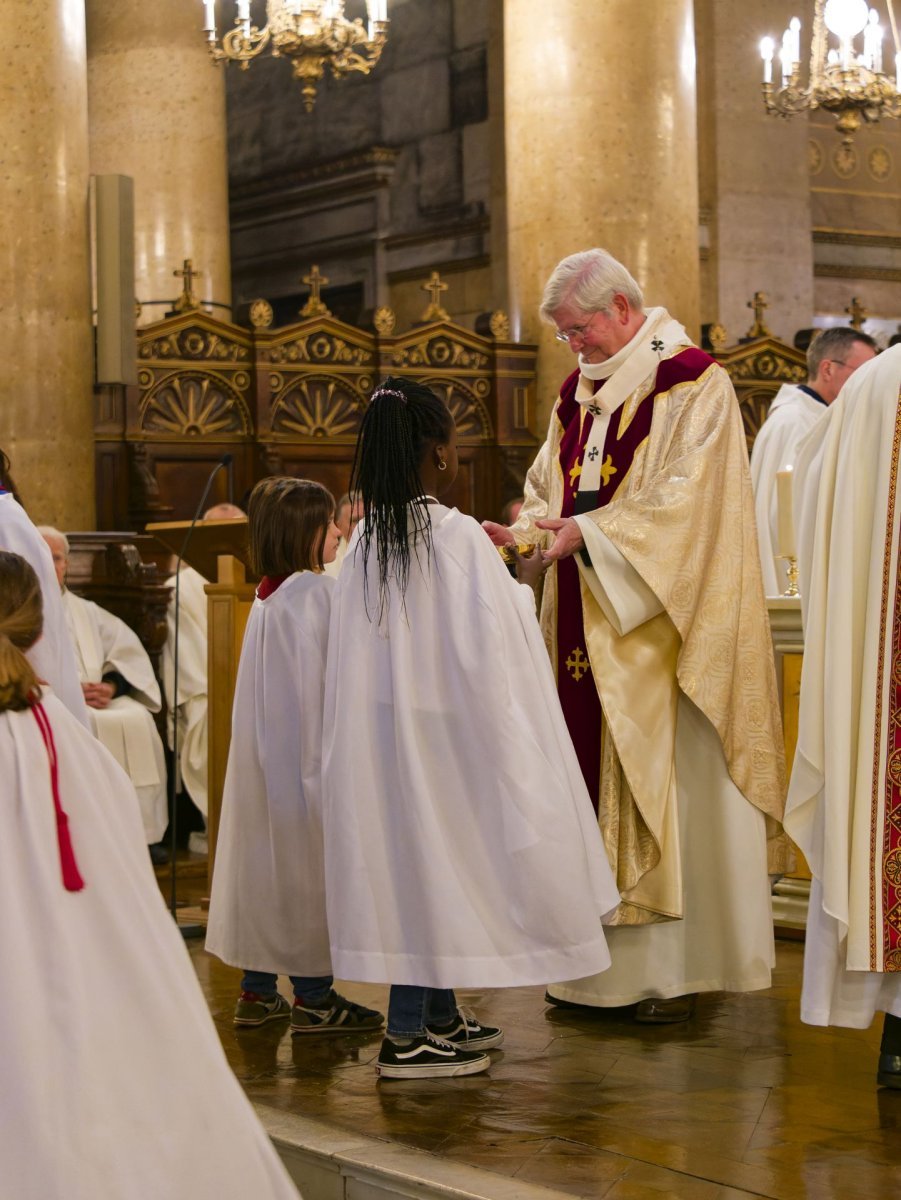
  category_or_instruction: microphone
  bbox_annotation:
[168,454,232,936]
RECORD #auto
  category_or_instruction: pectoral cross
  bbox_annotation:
[600,454,617,487]
[420,270,450,322]
[568,461,582,496]
[173,258,201,313]
[565,648,589,682]
[299,265,331,318]
[845,295,868,331]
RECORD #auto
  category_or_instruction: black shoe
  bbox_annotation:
[148,842,169,866]
[427,1011,504,1051]
[375,1033,490,1079]
[634,994,697,1024]
[877,1053,901,1089]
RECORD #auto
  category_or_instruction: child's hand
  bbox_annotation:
[513,546,547,588]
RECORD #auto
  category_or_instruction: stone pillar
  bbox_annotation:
[503,0,701,426]
[696,0,813,344]
[0,0,95,527]
[86,1,231,325]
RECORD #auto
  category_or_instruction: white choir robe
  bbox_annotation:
[322,505,620,989]
[63,589,168,845]
[787,346,901,1028]
[162,564,208,817]
[0,493,89,726]
[207,571,334,976]
[0,693,298,1200]
[548,530,775,1007]
[750,383,828,596]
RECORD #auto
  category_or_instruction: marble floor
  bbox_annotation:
[185,935,901,1200]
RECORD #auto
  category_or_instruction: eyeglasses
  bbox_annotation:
[827,358,850,368]
[554,317,593,344]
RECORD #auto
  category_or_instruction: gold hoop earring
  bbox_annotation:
[437,460,447,471]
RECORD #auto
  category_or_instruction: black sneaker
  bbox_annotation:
[291,990,384,1035]
[426,1010,504,1051]
[376,1033,490,1079]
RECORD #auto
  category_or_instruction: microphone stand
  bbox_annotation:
[169,454,232,939]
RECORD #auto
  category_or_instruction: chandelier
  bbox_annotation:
[760,0,901,142]
[202,1,389,112]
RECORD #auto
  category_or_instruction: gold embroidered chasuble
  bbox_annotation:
[512,326,788,925]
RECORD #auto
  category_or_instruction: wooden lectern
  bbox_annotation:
[146,520,256,890]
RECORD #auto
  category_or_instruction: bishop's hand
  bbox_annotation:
[481,520,515,547]
[536,517,585,562]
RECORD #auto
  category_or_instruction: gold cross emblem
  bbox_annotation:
[568,461,582,492]
[565,647,589,682]
[600,454,617,487]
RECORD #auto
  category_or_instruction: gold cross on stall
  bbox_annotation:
[568,461,582,492]
[845,295,868,331]
[299,264,331,318]
[745,290,772,339]
[420,270,450,322]
[173,258,201,313]
[600,454,617,487]
[565,648,589,682]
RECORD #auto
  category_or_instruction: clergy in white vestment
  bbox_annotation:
[787,345,901,1089]
[0,473,88,726]
[40,527,169,849]
[160,504,246,832]
[324,377,619,1080]
[0,550,299,1199]
[484,249,788,1022]
[750,326,876,595]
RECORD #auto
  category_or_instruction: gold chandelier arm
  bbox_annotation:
[214,22,272,65]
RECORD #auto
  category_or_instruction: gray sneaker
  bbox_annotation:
[233,991,291,1027]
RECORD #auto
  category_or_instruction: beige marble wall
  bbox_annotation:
[697,0,814,344]
[86,1,231,325]
[1,0,95,527]
[503,0,701,426]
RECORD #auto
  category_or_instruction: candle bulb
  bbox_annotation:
[781,29,793,80]
[789,16,801,65]
[760,36,775,83]
[896,51,901,89]
[202,0,216,34]
[776,468,796,560]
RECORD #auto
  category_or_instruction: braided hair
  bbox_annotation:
[0,552,43,712]
[350,376,453,618]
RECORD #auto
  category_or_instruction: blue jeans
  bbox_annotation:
[240,970,333,1006]
[387,986,457,1038]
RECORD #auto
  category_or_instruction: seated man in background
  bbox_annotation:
[162,502,247,851]
[40,527,169,865]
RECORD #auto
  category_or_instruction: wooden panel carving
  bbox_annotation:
[713,336,807,454]
[140,371,252,437]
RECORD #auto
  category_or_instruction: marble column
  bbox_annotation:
[503,0,701,426]
[696,0,813,343]
[86,1,231,325]
[0,0,96,527]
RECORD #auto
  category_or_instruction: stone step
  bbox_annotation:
[256,1104,575,1200]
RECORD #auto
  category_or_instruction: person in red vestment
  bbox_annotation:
[484,248,786,1023]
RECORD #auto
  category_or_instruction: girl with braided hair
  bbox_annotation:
[0,549,300,1198]
[323,378,619,1080]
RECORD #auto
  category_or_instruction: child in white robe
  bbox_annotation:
[0,550,299,1199]
[206,477,384,1034]
[323,377,619,1080]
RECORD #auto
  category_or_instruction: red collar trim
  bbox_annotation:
[256,573,290,600]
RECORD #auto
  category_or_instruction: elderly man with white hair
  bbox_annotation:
[40,527,169,862]
[483,247,787,1022]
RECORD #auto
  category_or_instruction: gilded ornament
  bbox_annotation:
[250,299,274,329]
[488,310,511,340]
[271,377,363,438]
[142,374,249,436]
[299,266,332,318]
[745,292,773,339]
[845,295,869,330]
[831,142,859,178]
[808,138,825,175]
[869,146,893,180]
[373,306,396,336]
[172,259,202,314]
[708,323,728,351]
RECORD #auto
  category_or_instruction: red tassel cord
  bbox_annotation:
[32,702,85,892]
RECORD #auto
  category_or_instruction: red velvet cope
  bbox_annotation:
[32,701,85,892]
